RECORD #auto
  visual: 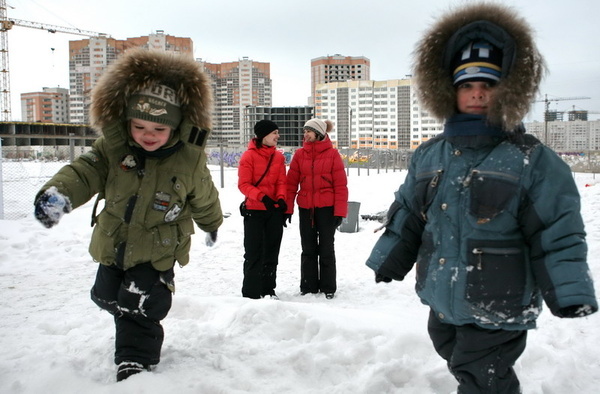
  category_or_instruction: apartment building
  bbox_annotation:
[310,55,370,106]
[315,78,443,150]
[20,87,70,123]
[68,31,193,124]
[199,57,272,146]
[525,120,600,152]
[243,106,313,148]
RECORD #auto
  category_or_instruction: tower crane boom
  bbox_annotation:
[0,0,108,121]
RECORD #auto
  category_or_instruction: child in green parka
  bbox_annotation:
[34,49,222,382]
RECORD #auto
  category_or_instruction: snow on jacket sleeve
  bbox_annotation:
[365,152,425,279]
[35,137,110,208]
[520,145,598,317]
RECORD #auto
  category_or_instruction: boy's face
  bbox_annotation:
[262,129,280,147]
[129,118,172,151]
[456,81,496,115]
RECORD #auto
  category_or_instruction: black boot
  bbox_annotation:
[116,361,150,382]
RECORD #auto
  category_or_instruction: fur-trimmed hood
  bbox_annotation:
[413,3,546,131]
[90,48,213,147]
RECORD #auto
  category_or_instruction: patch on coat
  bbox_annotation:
[164,204,181,222]
[153,192,171,212]
[120,154,138,171]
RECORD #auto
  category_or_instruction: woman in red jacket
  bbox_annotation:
[238,120,287,299]
[286,119,348,299]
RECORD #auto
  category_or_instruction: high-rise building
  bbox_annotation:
[315,78,443,150]
[68,31,193,124]
[199,57,272,146]
[243,106,313,148]
[20,87,70,123]
[310,55,370,106]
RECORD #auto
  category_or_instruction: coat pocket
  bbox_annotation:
[414,168,443,221]
[465,169,519,223]
[466,239,526,313]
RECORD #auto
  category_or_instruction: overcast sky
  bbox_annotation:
[7,0,600,122]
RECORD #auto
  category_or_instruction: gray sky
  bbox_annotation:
[8,0,600,122]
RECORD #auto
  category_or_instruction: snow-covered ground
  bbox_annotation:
[0,162,598,394]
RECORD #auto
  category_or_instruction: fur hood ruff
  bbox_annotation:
[413,3,546,131]
[90,49,213,134]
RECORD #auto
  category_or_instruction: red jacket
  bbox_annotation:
[286,135,348,217]
[238,139,287,211]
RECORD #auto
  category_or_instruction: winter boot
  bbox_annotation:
[116,361,149,382]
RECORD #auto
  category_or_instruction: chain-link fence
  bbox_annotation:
[2,140,599,221]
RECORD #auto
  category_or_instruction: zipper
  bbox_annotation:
[472,247,521,270]
[463,169,519,187]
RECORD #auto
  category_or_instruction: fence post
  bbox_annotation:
[69,134,75,162]
[0,138,4,219]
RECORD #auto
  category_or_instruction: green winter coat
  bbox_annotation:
[36,49,222,272]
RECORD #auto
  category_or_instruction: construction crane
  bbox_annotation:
[534,94,591,121]
[533,94,591,147]
[0,0,108,121]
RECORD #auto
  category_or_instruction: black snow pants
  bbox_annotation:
[242,209,284,299]
[427,309,527,394]
[298,206,337,294]
[90,262,173,366]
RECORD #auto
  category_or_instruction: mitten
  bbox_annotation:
[277,198,288,212]
[34,187,72,228]
[557,304,595,318]
[261,195,277,211]
[205,230,218,247]
[283,213,292,228]
[334,216,343,227]
[375,273,393,283]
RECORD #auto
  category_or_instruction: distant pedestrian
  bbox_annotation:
[238,120,288,299]
[286,119,348,299]
[366,3,597,393]
[33,49,222,382]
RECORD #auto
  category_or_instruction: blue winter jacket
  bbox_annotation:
[366,126,597,330]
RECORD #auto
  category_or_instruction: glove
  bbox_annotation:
[205,230,218,247]
[334,216,343,227]
[261,195,277,211]
[283,213,292,228]
[375,273,392,283]
[34,187,72,228]
[277,198,288,212]
[557,304,594,318]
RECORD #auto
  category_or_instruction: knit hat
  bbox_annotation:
[126,84,182,129]
[303,119,333,140]
[254,119,279,139]
[452,40,503,86]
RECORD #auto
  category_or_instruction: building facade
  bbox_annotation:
[68,31,193,124]
[525,120,600,152]
[310,55,370,106]
[199,57,272,146]
[315,78,443,150]
[243,106,313,148]
[20,87,70,123]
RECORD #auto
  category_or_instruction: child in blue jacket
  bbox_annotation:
[366,3,597,393]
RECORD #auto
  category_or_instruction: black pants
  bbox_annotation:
[90,263,173,366]
[298,206,337,294]
[242,209,284,299]
[427,309,527,394]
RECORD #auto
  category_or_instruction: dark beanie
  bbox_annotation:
[126,84,182,129]
[452,40,503,86]
[254,120,279,139]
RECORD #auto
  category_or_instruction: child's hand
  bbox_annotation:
[205,230,218,247]
[375,273,393,283]
[558,304,596,318]
[34,187,72,228]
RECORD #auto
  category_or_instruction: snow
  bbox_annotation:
[0,163,599,393]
